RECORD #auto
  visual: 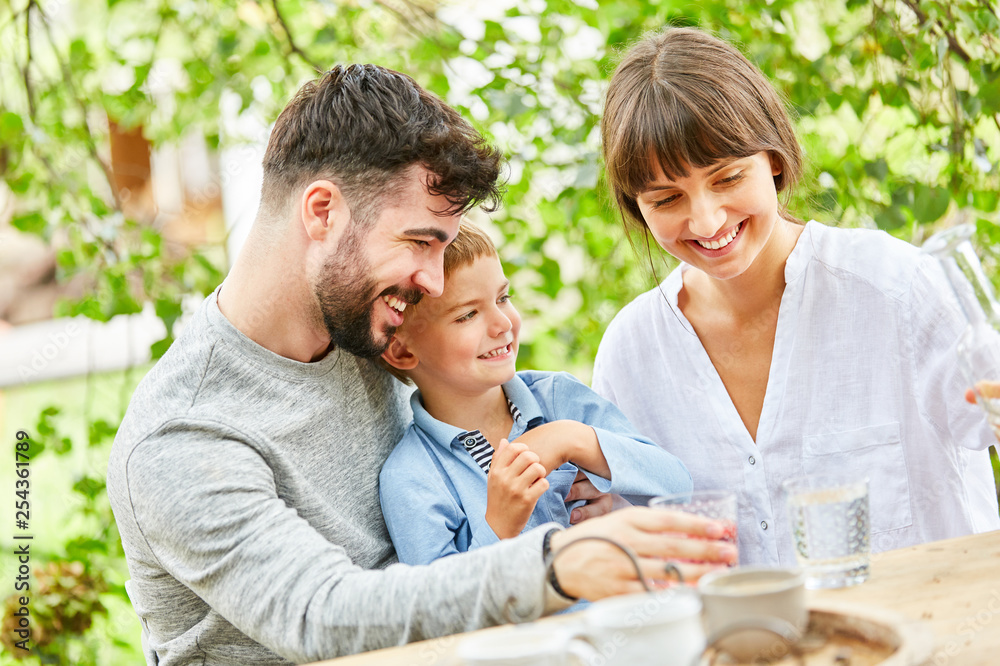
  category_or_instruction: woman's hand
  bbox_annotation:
[484,439,549,540]
[966,382,1000,443]
[548,506,738,600]
[966,381,1000,404]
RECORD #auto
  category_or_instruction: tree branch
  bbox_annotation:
[373,0,450,50]
[21,0,36,120]
[32,2,124,264]
[267,0,323,73]
[900,0,972,63]
[35,4,120,210]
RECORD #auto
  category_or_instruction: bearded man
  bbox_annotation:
[107,64,734,666]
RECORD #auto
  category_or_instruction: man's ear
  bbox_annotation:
[381,334,419,371]
[300,180,350,242]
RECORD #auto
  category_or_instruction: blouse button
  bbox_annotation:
[748,455,756,465]
[760,521,768,531]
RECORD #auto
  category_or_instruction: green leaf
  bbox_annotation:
[73,476,107,499]
[150,336,175,359]
[0,111,24,141]
[973,190,999,212]
[913,185,950,223]
[154,297,183,334]
[8,172,33,194]
[11,211,46,235]
[89,419,119,447]
[876,206,907,231]
[863,159,888,180]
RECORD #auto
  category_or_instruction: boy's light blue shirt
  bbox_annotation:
[379,370,693,566]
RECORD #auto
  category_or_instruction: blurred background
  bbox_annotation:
[0,0,998,662]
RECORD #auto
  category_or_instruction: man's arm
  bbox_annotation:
[122,427,553,663]
[120,425,734,662]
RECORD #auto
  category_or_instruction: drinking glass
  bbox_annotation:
[783,475,870,589]
[650,490,739,560]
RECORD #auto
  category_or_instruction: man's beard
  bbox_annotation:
[315,231,422,358]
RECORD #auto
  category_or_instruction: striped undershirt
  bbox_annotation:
[456,397,523,475]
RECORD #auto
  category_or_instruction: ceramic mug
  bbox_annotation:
[456,587,705,666]
[581,586,705,666]
[455,624,599,666]
[697,566,808,662]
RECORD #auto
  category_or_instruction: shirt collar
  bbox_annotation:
[408,374,545,450]
[783,220,817,284]
[499,373,545,429]
[409,390,468,448]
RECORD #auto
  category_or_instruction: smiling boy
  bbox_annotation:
[378,222,693,567]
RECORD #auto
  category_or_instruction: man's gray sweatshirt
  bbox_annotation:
[107,289,566,665]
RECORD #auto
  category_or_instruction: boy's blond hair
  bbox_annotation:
[379,221,499,384]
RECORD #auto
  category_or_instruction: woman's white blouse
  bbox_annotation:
[593,221,1000,565]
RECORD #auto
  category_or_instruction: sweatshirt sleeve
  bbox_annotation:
[548,372,693,505]
[122,421,563,663]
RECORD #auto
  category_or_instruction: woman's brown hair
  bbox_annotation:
[602,27,803,232]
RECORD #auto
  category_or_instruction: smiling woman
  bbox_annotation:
[634,152,791,283]
[592,26,1000,568]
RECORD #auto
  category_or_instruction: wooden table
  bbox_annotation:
[315,530,1000,665]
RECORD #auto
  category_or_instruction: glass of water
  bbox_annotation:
[650,490,739,563]
[782,475,870,589]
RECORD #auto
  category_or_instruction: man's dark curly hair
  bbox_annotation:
[260,64,504,225]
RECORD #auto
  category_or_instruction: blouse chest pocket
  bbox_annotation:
[802,422,911,536]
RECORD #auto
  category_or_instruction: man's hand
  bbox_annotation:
[567,472,613,524]
[548,506,738,601]
[485,439,549,540]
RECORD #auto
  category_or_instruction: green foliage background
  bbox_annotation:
[1,0,998,662]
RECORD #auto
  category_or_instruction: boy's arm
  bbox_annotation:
[513,421,610,478]
[520,372,693,504]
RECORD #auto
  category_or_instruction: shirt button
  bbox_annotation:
[748,455,756,465]
[760,521,768,531]
[464,438,476,447]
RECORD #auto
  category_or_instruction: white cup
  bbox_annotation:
[698,567,808,662]
[581,587,705,666]
[456,588,704,666]
[456,625,598,666]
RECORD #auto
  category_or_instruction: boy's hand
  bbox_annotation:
[485,439,549,540]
